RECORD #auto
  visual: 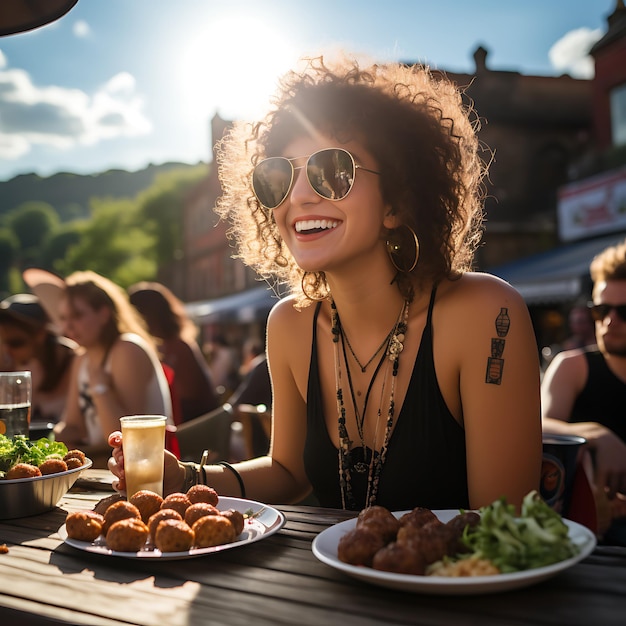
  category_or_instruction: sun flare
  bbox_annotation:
[179,16,298,124]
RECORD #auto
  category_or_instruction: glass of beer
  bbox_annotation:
[120,415,167,498]
[0,371,32,438]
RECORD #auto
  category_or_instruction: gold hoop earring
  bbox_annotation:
[386,225,420,273]
[301,271,329,301]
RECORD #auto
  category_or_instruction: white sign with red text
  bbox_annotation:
[558,167,626,241]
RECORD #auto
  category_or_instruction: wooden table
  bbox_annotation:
[1,476,626,626]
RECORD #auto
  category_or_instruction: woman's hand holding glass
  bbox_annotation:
[107,431,184,495]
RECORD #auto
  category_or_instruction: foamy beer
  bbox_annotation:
[120,415,167,498]
[0,371,32,438]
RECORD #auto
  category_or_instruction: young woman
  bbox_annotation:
[110,56,541,511]
[128,281,219,422]
[0,293,76,426]
[27,270,173,451]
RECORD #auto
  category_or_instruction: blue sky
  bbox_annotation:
[0,0,616,181]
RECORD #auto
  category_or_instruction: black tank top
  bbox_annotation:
[571,349,626,443]
[304,288,469,511]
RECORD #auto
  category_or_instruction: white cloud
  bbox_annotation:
[73,20,91,38]
[103,72,137,97]
[549,27,603,79]
[0,61,151,160]
[0,50,6,70]
[0,132,30,159]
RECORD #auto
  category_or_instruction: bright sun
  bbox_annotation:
[179,15,299,124]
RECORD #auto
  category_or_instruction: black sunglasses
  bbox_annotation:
[251,147,380,210]
[587,302,626,322]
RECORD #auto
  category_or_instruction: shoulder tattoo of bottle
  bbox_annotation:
[485,308,509,384]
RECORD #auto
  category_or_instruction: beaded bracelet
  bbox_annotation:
[218,461,246,499]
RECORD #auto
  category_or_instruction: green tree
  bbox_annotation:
[7,202,59,269]
[137,165,207,266]
[0,229,17,296]
[58,198,156,288]
[1,165,206,288]
[40,223,84,272]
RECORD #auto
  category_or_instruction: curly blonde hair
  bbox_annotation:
[215,56,488,305]
[590,239,626,286]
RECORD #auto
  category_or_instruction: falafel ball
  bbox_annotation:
[39,458,68,475]
[358,516,399,544]
[398,507,441,529]
[64,449,86,465]
[160,492,192,517]
[372,541,426,575]
[220,509,245,537]
[65,457,85,470]
[357,505,394,525]
[337,526,386,567]
[186,484,219,506]
[102,500,141,534]
[396,522,455,565]
[106,518,149,552]
[65,511,105,542]
[6,463,41,479]
[192,514,236,548]
[184,502,219,526]
[147,509,183,543]
[130,490,164,523]
[154,519,195,552]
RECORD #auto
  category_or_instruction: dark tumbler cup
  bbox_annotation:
[541,433,586,516]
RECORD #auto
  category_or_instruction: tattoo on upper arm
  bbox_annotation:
[486,308,510,384]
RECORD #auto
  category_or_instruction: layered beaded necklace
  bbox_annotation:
[331,298,409,510]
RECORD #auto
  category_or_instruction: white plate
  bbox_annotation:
[312,509,596,594]
[59,497,285,561]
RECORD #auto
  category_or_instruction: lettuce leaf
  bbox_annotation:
[462,490,579,572]
[0,434,68,476]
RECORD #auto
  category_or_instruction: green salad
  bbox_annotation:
[0,434,68,477]
[462,490,580,573]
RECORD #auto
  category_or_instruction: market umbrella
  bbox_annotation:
[0,0,79,36]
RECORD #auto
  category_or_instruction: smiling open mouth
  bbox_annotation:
[295,219,340,234]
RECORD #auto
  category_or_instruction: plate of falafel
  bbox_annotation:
[59,486,286,560]
[312,504,596,594]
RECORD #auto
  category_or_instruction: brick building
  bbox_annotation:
[491,0,626,351]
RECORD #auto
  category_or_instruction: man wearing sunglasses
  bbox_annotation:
[542,239,626,545]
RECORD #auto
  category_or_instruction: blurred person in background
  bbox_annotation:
[560,303,597,352]
[203,333,240,401]
[542,302,597,368]
[0,293,76,426]
[128,281,219,422]
[24,269,172,455]
[542,240,626,545]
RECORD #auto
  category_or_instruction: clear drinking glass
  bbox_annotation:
[120,414,167,498]
[0,371,32,438]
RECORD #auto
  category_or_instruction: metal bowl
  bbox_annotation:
[0,457,93,519]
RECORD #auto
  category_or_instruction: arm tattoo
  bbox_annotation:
[486,308,510,384]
